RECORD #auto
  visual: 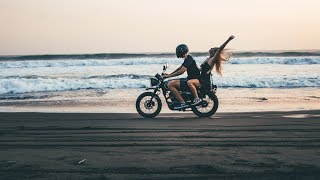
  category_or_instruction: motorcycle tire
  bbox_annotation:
[136,92,162,118]
[192,92,219,117]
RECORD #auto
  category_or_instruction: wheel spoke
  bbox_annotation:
[140,96,159,114]
[196,95,214,113]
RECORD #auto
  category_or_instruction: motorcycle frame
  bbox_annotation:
[146,64,216,111]
[146,80,204,111]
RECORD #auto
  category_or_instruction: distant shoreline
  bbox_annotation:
[1,50,320,61]
[1,49,320,57]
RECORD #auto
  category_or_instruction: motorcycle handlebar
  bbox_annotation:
[155,73,163,80]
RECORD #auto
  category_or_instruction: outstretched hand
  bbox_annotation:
[228,35,235,40]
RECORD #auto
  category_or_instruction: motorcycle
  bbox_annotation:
[136,63,219,118]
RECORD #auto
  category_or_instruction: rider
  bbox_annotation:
[187,35,235,98]
[162,44,200,109]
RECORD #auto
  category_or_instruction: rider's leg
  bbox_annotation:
[168,80,185,103]
[187,79,201,99]
[187,79,202,105]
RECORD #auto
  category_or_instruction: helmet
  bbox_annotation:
[176,44,189,58]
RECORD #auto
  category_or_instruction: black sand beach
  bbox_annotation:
[0,111,320,179]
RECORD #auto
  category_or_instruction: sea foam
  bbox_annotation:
[0,56,319,69]
[0,74,319,94]
[0,53,319,95]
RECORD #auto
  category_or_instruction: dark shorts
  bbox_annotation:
[179,78,190,91]
[199,75,211,90]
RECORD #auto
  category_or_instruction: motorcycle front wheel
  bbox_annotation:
[192,92,218,117]
[136,92,162,118]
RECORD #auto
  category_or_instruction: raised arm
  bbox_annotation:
[209,35,235,66]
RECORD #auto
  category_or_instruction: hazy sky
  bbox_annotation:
[0,0,320,55]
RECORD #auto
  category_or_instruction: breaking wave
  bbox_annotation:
[0,56,319,69]
[0,74,319,94]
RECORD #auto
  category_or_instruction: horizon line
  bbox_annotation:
[1,48,320,57]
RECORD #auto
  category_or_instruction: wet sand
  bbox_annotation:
[1,88,319,113]
[0,111,320,179]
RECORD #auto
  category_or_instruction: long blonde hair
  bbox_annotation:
[209,48,232,76]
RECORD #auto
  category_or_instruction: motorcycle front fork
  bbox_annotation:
[149,88,160,102]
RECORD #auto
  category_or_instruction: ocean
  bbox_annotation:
[0,50,319,112]
[1,51,319,95]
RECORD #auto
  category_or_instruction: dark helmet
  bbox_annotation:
[176,44,189,58]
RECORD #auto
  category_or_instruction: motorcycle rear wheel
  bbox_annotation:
[136,92,162,118]
[192,92,218,117]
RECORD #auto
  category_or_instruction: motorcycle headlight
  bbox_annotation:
[150,77,159,87]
